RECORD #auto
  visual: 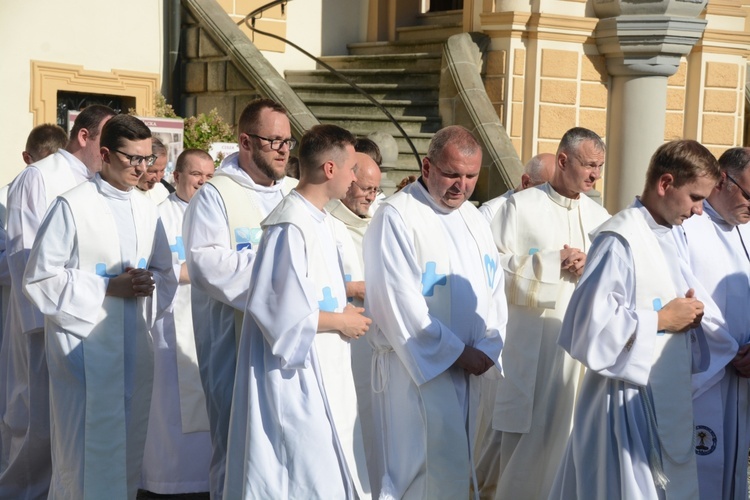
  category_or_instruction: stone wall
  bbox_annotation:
[181,7,260,132]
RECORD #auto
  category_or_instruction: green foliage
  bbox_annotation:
[183,109,235,153]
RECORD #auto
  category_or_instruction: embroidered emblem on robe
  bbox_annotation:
[694,425,717,455]
[484,254,497,288]
[235,227,262,251]
[318,286,339,312]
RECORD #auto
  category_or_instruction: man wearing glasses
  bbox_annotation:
[676,146,750,498]
[182,98,298,500]
[0,104,115,499]
[23,114,177,499]
[327,150,382,484]
[488,127,610,499]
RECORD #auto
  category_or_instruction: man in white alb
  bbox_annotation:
[23,114,177,499]
[478,152,555,224]
[0,104,115,499]
[676,146,750,498]
[223,124,371,498]
[135,136,170,204]
[141,149,216,495]
[550,139,722,499]
[364,125,506,498]
[182,98,298,499]
[490,127,610,499]
[328,150,382,485]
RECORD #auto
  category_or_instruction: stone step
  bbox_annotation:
[318,53,442,71]
[396,23,463,42]
[415,9,463,26]
[285,69,440,86]
[317,113,442,135]
[304,98,439,118]
[290,82,439,101]
[348,39,447,56]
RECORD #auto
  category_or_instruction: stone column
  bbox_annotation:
[594,1,707,212]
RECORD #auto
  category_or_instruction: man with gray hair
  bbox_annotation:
[489,127,610,499]
[364,125,507,498]
[675,146,750,498]
[479,152,556,223]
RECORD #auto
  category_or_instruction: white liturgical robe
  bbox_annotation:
[23,175,177,500]
[182,153,296,499]
[141,192,211,494]
[678,202,750,499]
[478,189,513,224]
[223,191,368,499]
[363,180,506,499]
[136,182,170,204]
[489,182,609,499]
[551,201,715,500]
[0,149,92,498]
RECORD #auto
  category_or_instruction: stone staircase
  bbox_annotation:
[285,9,464,181]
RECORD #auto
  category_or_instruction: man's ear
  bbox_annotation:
[657,173,674,196]
[22,151,33,165]
[76,127,90,149]
[101,147,110,165]
[323,160,335,180]
[421,156,431,179]
[520,173,531,190]
[557,152,567,172]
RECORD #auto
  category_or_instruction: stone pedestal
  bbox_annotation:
[594,1,707,212]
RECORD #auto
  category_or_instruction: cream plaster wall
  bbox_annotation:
[0,1,163,186]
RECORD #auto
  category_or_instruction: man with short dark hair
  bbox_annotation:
[182,98,298,499]
[24,113,177,499]
[364,125,506,498]
[489,127,611,499]
[550,139,721,499]
[0,104,115,499]
[224,124,370,498]
[22,123,68,166]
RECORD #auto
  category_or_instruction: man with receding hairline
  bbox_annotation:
[364,125,506,498]
[182,98,298,499]
[479,152,556,223]
[490,127,610,499]
[0,104,115,499]
[223,124,370,498]
[135,136,170,204]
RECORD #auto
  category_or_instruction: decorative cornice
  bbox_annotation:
[595,15,707,76]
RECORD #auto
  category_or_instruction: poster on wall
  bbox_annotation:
[67,111,184,182]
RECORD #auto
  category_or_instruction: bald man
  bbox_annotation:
[479,153,556,223]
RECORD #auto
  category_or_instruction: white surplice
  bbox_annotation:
[551,201,712,500]
[140,192,211,494]
[489,182,610,499]
[182,154,297,499]
[224,191,368,499]
[23,175,176,500]
[678,202,750,499]
[363,180,506,499]
[0,149,92,499]
[136,182,170,205]
[478,189,513,224]
[328,198,377,492]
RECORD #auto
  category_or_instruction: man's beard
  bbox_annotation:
[252,148,285,182]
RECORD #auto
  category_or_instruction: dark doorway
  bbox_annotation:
[429,0,463,12]
[57,91,135,130]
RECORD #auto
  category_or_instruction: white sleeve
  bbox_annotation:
[558,233,658,386]
[183,184,255,310]
[363,206,466,386]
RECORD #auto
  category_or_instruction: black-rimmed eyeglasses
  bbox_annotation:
[247,134,297,151]
[112,149,157,167]
[726,173,750,201]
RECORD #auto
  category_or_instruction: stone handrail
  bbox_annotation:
[183,0,319,138]
[440,33,523,202]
